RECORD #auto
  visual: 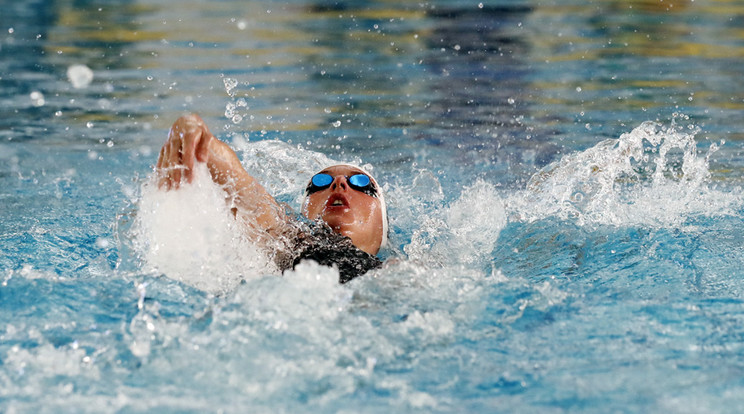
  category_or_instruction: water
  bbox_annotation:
[2,0,744,412]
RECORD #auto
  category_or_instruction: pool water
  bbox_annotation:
[3,0,744,412]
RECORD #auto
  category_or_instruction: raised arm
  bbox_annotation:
[156,114,289,236]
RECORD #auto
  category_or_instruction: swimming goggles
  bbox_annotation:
[306,173,377,197]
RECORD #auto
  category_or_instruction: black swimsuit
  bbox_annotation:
[276,221,382,283]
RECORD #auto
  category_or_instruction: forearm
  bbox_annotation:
[206,139,288,233]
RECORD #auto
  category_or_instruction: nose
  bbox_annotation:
[330,175,349,191]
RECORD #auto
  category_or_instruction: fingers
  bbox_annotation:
[173,115,205,184]
[195,123,213,163]
[156,134,181,190]
[156,146,169,190]
[180,132,199,184]
[156,114,211,190]
[169,130,184,185]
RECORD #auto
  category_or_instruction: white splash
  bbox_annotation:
[507,120,741,228]
[401,176,507,267]
[130,164,275,295]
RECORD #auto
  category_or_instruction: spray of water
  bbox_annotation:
[128,164,274,295]
[507,119,740,228]
[123,140,378,294]
[397,176,507,268]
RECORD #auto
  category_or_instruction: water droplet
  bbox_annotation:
[225,102,236,118]
[223,77,238,96]
[86,121,94,128]
[332,120,341,128]
[67,64,94,89]
[29,91,45,107]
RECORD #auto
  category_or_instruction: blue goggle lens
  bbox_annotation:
[348,174,370,188]
[311,173,334,188]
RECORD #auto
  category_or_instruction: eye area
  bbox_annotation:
[306,173,377,197]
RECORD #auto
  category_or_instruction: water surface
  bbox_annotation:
[2,0,744,412]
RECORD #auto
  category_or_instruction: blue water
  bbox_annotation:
[3,0,744,412]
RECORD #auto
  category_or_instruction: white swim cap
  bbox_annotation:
[302,164,388,250]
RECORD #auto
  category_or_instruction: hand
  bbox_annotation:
[156,114,213,189]
[155,113,288,237]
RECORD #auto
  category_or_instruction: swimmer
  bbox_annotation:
[156,114,387,282]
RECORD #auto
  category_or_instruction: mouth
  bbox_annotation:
[325,194,350,210]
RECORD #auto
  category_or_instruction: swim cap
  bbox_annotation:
[302,164,388,251]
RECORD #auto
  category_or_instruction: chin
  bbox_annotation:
[321,214,352,230]
[331,223,360,240]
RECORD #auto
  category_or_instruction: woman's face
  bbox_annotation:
[302,165,384,255]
